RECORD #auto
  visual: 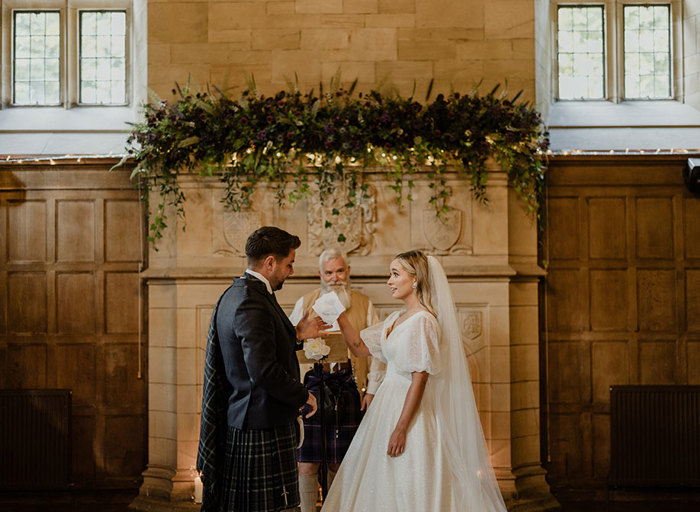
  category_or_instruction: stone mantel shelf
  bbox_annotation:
[139,264,544,281]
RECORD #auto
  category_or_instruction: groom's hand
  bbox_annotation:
[296,311,331,340]
[303,392,318,418]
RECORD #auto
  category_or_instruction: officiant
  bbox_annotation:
[288,248,386,512]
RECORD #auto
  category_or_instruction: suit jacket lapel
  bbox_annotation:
[243,273,296,338]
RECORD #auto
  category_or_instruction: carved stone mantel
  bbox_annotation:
[130,166,559,512]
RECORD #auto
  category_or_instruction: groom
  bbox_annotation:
[198,226,326,512]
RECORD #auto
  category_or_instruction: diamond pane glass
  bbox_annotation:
[557,6,605,99]
[79,11,127,104]
[623,5,671,99]
[13,11,61,105]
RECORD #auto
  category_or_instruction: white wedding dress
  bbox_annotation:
[321,256,508,512]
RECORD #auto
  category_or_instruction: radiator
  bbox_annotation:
[0,389,72,490]
[610,385,700,488]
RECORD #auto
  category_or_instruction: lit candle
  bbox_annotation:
[194,474,203,503]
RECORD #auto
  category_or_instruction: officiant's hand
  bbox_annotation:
[296,311,331,340]
[303,392,317,418]
[387,426,407,457]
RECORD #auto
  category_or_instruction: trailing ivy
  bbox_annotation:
[117,80,549,245]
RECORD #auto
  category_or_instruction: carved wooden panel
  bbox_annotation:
[57,200,95,262]
[0,163,145,489]
[685,198,700,258]
[687,270,700,332]
[548,197,579,260]
[56,343,96,407]
[105,199,142,262]
[105,272,139,333]
[545,156,697,492]
[588,197,626,260]
[8,200,47,262]
[546,269,584,332]
[636,197,674,259]
[591,341,628,403]
[57,272,96,334]
[8,272,47,333]
[589,270,627,331]
[637,269,676,332]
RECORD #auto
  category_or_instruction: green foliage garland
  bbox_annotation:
[119,80,549,245]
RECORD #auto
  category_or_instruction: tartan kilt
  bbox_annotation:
[298,368,363,464]
[221,421,300,512]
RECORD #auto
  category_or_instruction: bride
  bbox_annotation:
[321,250,508,512]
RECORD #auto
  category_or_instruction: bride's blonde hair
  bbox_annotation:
[395,250,436,316]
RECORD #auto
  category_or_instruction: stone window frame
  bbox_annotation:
[552,0,683,103]
[1,0,132,108]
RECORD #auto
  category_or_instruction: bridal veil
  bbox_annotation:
[427,255,508,512]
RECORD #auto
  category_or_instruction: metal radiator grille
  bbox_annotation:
[610,385,700,487]
[0,389,72,490]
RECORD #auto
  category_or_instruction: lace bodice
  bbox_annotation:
[360,310,441,376]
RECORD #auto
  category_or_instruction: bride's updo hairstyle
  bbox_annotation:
[395,250,436,317]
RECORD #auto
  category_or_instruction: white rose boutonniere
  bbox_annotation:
[304,338,331,361]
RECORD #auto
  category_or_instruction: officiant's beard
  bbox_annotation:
[321,280,352,310]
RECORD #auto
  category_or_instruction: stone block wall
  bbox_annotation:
[684,1,700,107]
[148,0,536,102]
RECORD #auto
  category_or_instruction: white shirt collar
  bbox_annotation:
[245,269,273,295]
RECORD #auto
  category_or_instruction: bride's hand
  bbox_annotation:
[387,426,407,457]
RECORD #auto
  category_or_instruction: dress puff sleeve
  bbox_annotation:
[360,312,397,364]
[393,312,442,375]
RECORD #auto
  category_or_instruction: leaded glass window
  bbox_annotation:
[557,6,605,100]
[79,10,126,105]
[623,5,671,99]
[13,11,61,105]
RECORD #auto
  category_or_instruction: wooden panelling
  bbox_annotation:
[685,198,700,258]
[588,197,626,260]
[56,200,95,262]
[548,342,583,403]
[591,341,629,403]
[589,270,627,331]
[57,272,96,334]
[7,344,47,388]
[545,155,698,493]
[105,200,142,262]
[8,272,47,333]
[687,270,700,332]
[638,340,676,384]
[636,197,674,259]
[546,269,584,332]
[637,269,676,332]
[103,344,144,409]
[103,415,146,477]
[7,200,46,262]
[0,163,145,491]
[105,272,139,334]
[56,344,96,407]
[547,197,579,260]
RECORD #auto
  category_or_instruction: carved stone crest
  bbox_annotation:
[308,183,376,256]
[214,210,262,256]
[421,207,469,255]
[461,311,482,340]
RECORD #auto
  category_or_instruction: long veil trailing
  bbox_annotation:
[427,255,508,512]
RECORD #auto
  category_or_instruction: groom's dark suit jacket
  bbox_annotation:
[216,272,308,429]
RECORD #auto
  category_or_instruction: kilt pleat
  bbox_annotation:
[298,368,363,464]
[222,421,300,512]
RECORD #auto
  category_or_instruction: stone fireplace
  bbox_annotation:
[130,165,558,511]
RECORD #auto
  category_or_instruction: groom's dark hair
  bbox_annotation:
[245,226,301,266]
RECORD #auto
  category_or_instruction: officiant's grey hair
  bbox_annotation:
[319,247,348,271]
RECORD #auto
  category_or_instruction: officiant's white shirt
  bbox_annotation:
[289,294,384,395]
